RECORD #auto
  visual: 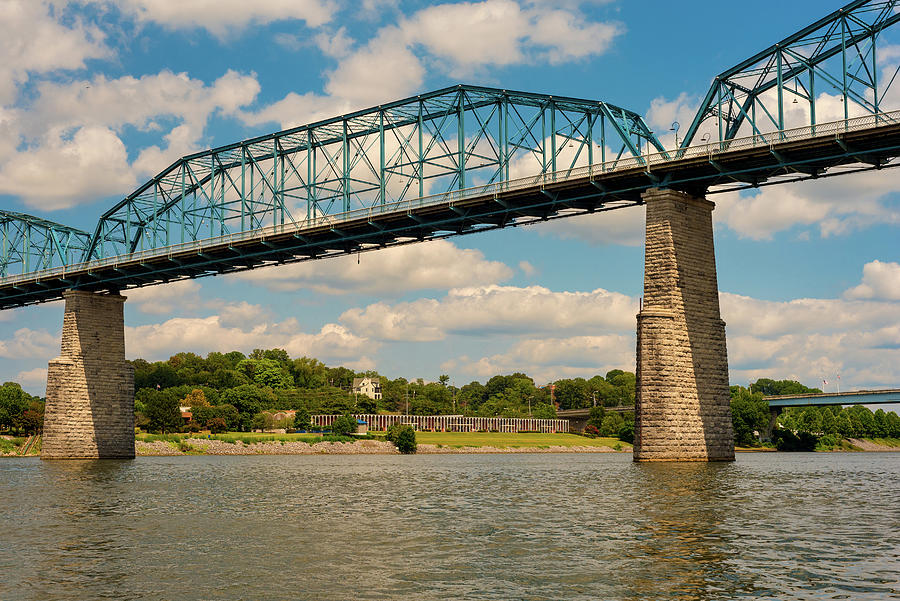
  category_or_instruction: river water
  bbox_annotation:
[1,452,897,600]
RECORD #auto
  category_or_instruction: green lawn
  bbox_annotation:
[135,430,629,449]
[407,431,629,449]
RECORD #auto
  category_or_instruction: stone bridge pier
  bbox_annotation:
[42,290,134,459]
[634,188,734,462]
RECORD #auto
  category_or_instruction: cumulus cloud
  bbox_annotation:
[238,240,513,294]
[244,0,622,127]
[714,169,900,240]
[1,69,261,209]
[0,328,58,359]
[125,309,373,363]
[0,1,110,105]
[538,205,645,246]
[340,285,638,342]
[125,279,204,315]
[720,292,900,389]
[109,0,335,38]
[15,367,49,390]
[844,260,900,301]
[443,334,633,382]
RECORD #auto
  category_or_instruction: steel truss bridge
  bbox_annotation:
[3,0,900,309]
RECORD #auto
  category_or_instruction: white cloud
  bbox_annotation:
[125,279,203,315]
[0,1,110,105]
[110,0,335,38]
[721,292,900,389]
[0,126,134,210]
[539,205,645,246]
[844,260,900,301]
[444,334,632,382]
[340,285,637,342]
[238,240,513,294]
[0,328,58,359]
[1,69,260,209]
[714,169,900,240]
[244,0,622,127]
[126,310,373,363]
[15,367,49,390]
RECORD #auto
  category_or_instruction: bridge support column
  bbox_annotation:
[42,290,134,459]
[634,188,734,462]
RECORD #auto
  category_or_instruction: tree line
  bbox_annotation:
[127,348,639,433]
[730,378,900,450]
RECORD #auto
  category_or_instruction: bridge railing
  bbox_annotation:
[3,109,899,289]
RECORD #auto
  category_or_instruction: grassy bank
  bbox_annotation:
[413,431,628,449]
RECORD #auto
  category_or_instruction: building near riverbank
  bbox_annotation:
[313,413,568,433]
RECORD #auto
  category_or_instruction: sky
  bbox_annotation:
[1,0,899,397]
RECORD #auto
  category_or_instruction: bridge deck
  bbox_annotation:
[3,112,900,309]
[764,389,900,407]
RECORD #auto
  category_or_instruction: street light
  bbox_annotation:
[670,121,680,148]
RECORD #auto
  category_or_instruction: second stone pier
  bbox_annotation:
[634,188,734,462]
[42,290,135,459]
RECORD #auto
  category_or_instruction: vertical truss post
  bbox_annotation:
[842,15,849,123]
[810,68,817,132]
[241,147,246,231]
[209,155,216,238]
[457,91,465,190]
[587,112,594,170]
[342,120,350,212]
[180,164,186,245]
[777,46,785,137]
[307,131,315,222]
[417,100,424,198]
[379,109,386,204]
[550,100,557,179]
[278,139,286,225]
[600,113,606,169]
[501,97,509,184]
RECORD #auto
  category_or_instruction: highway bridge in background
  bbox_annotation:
[764,389,900,408]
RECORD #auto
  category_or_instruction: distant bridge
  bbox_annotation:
[764,389,900,408]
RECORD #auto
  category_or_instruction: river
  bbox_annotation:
[1,452,897,600]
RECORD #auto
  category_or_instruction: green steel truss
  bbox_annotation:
[86,85,662,260]
[682,0,900,148]
[0,211,91,277]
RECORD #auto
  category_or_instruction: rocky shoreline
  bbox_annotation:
[136,438,626,456]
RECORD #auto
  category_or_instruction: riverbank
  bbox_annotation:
[137,435,630,456]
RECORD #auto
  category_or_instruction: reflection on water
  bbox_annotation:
[1,453,897,600]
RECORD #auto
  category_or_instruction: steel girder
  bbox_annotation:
[682,0,900,148]
[0,211,91,277]
[85,85,662,262]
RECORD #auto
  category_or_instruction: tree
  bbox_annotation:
[600,413,625,437]
[291,357,328,389]
[386,423,417,454]
[331,414,358,436]
[293,408,311,431]
[182,389,210,408]
[142,389,182,433]
[438,374,450,386]
[587,406,605,431]
[730,387,769,447]
[0,382,34,433]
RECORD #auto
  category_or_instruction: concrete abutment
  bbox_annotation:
[42,290,134,459]
[634,188,734,462]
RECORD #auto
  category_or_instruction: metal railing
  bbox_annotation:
[3,109,899,289]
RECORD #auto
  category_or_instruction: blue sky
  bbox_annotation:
[1,0,899,396]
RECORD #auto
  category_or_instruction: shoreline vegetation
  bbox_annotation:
[4,432,900,457]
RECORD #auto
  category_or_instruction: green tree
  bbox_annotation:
[142,389,182,433]
[0,382,33,433]
[386,423,417,454]
[293,408,311,431]
[600,413,625,437]
[729,387,769,447]
[331,414,358,436]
